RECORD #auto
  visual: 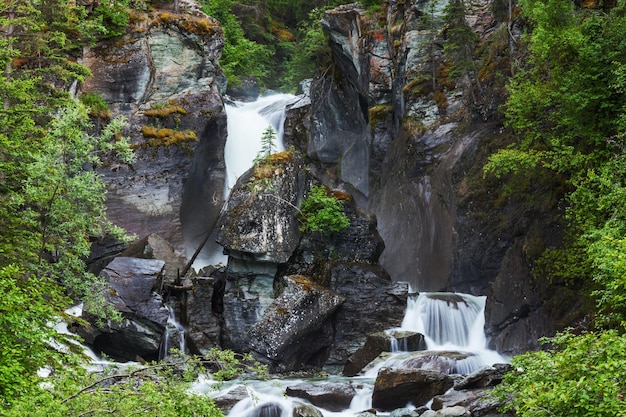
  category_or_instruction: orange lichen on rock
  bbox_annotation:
[154,11,221,36]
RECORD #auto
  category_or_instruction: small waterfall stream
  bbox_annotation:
[159,304,186,359]
[224,94,296,196]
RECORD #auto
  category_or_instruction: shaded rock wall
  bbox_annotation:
[283,0,579,355]
[82,1,227,254]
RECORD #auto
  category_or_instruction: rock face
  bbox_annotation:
[327,263,408,366]
[248,275,345,371]
[75,257,169,361]
[372,368,455,411]
[286,382,357,412]
[280,0,580,356]
[82,1,227,255]
[184,276,222,354]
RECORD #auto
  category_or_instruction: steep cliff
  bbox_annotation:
[81,0,227,255]
[282,0,578,355]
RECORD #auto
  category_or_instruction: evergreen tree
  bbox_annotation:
[443,0,482,102]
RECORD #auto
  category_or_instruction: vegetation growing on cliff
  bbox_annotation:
[201,0,382,90]
[299,185,350,235]
[485,0,626,414]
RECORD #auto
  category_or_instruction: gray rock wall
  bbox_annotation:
[82,2,227,254]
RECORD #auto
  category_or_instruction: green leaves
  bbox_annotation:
[299,185,350,235]
[493,330,626,417]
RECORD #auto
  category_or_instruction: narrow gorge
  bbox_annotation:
[72,0,581,415]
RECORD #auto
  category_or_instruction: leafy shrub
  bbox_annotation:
[299,185,350,235]
[4,349,267,415]
[493,330,626,417]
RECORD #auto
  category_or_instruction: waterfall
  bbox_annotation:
[224,93,296,196]
[400,292,505,371]
[192,93,297,269]
[159,305,186,359]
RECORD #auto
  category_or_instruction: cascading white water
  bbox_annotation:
[160,305,186,359]
[195,93,297,268]
[223,94,296,196]
[399,292,506,371]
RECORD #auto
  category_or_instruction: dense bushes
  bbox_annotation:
[493,331,626,417]
[485,0,626,415]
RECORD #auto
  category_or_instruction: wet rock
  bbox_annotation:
[286,382,356,412]
[212,386,250,413]
[371,368,454,411]
[389,406,428,417]
[122,233,188,285]
[216,152,308,264]
[85,316,165,361]
[99,257,168,325]
[74,257,169,361]
[395,351,478,375]
[420,406,470,417]
[292,401,324,417]
[454,364,512,390]
[220,274,273,352]
[326,264,408,366]
[431,388,503,416]
[246,402,284,417]
[343,330,426,376]
[184,276,222,354]
[283,94,311,156]
[86,234,129,275]
[248,275,345,371]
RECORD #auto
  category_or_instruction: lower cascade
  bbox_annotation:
[395,292,506,374]
[201,291,508,417]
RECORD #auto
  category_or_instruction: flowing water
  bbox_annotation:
[159,304,186,359]
[223,94,297,196]
[196,93,297,268]
[203,291,507,417]
[69,95,507,414]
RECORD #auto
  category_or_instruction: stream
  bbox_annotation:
[189,291,506,417]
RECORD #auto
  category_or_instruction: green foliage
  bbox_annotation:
[201,0,272,87]
[0,265,73,404]
[255,125,277,163]
[484,0,626,288]
[0,5,134,400]
[299,185,350,235]
[1,102,133,294]
[443,0,479,80]
[79,91,112,119]
[483,148,541,179]
[5,355,223,416]
[281,8,330,90]
[493,330,626,417]
[91,0,130,39]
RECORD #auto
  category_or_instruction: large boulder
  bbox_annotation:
[217,151,308,264]
[184,276,222,354]
[74,257,169,361]
[371,367,454,411]
[343,330,426,377]
[326,263,408,366]
[286,382,356,412]
[247,275,345,371]
[121,233,188,285]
